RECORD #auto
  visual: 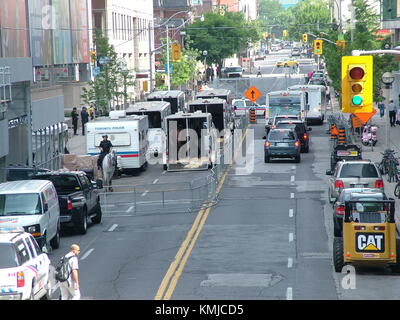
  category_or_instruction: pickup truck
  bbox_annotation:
[32,171,103,235]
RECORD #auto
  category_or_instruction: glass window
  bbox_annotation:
[79,176,90,190]
[33,175,80,193]
[15,239,30,265]
[0,193,42,216]
[30,236,42,256]
[24,237,36,258]
[339,164,379,178]
[268,130,295,141]
[0,243,20,268]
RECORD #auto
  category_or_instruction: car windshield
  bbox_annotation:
[268,130,295,141]
[0,243,20,268]
[226,67,242,73]
[0,193,42,216]
[340,164,379,178]
[233,100,246,108]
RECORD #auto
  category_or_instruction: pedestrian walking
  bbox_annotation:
[71,107,79,135]
[88,105,95,120]
[378,102,385,118]
[210,67,214,82]
[81,107,89,135]
[59,244,81,300]
[256,66,262,78]
[388,100,397,127]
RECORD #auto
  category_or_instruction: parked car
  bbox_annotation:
[326,160,384,203]
[264,128,301,163]
[224,66,243,78]
[332,188,388,237]
[0,227,52,300]
[32,171,103,235]
[0,180,61,250]
[275,119,312,153]
[4,165,50,182]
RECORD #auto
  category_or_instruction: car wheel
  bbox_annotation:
[75,207,88,235]
[91,201,102,224]
[50,222,60,249]
[333,237,344,272]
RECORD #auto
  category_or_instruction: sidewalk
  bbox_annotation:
[65,121,88,155]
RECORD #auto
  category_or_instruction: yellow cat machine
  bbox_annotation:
[333,199,400,273]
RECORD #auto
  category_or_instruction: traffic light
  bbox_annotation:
[90,50,96,64]
[302,33,308,43]
[341,56,373,113]
[171,44,181,62]
[313,39,323,55]
[283,30,288,38]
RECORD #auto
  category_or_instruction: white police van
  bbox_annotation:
[0,227,52,300]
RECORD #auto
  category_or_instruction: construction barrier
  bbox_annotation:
[249,108,256,123]
[330,124,338,141]
[338,127,346,144]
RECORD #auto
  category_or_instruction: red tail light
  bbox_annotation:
[67,200,73,211]
[294,141,300,148]
[335,205,345,216]
[354,226,366,230]
[374,226,385,231]
[265,141,271,148]
[375,180,384,188]
[17,271,25,288]
[335,180,344,189]
[303,133,308,140]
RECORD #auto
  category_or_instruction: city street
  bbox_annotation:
[44,50,400,300]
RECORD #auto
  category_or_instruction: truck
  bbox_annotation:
[164,112,217,171]
[125,101,171,158]
[264,90,307,133]
[86,114,149,175]
[197,88,233,107]
[188,98,233,133]
[32,171,102,235]
[146,90,185,114]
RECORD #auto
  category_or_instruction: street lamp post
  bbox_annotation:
[381,72,395,150]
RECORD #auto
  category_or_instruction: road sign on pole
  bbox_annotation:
[245,86,262,103]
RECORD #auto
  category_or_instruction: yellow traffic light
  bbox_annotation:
[171,44,181,62]
[314,39,323,55]
[302,34,308,43]
[341,56,373,113]
[283,30,288,38]
[90,50,96,64]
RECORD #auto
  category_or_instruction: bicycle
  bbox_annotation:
[378,149,397,176]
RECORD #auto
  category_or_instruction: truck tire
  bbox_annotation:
[50,222,60,249]
[333,237,344,272]
[75,207,88,235]
[91,202,102,224]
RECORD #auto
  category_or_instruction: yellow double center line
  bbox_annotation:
[154,129,249,300]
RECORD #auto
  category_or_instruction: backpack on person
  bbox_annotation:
[55,255,72,282]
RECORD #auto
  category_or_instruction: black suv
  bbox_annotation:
[275,120,312,153]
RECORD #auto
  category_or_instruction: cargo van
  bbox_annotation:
[0,180,61,250]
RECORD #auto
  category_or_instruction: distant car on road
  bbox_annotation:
[276,58,298,68]
[224,66,243,78]
[291,48,301,57]
[264,128,301,163]
[254,51,266,61]
[326,160,384,203]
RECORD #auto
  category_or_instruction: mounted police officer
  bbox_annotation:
[97,135,113,170]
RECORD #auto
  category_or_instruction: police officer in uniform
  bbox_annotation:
[97,135,113,170]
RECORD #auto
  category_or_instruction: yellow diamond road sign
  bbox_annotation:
[245,86,261,102]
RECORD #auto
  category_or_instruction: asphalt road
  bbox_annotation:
[46,49,400,300]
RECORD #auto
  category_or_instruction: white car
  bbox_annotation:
[0,227,52,300]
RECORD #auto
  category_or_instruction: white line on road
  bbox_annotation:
[107,224,118,232]
[288,258,293,268]
[153,179,159,184]
[286,287,293,300]
[126,206,134,213]
[290,175,295,182]
[290,193,295,199]
[291,166,296,170]
[289,209,294,218]
[81,248,94,260]
[162,171,166,175]
[141,190,149,197]
[289,233,294,242]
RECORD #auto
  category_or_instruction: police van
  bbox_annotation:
[0,227,52,300]
[86,113,149,174]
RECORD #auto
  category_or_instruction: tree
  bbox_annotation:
[184,12,261,67]
[81,29,135,114]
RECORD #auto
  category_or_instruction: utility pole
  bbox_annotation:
[166,24,171,91]
[148,21,154,92]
